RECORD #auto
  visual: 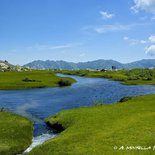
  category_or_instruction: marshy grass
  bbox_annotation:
[59,68,155,85]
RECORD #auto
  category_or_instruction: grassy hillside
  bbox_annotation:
[0,70,76,90]
[0,111,33,155]
[59,68,155,85]
[29,94,155,155]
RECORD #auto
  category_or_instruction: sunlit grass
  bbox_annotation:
[0,70,76,90]
[29,94,155,155]
[0,112,33,155]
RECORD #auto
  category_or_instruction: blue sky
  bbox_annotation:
[0,0,155,65]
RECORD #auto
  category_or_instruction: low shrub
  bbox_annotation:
[22,77,41,82]
[0,107,6,112]
[119,96,133,102]
[58,79,72,87]
[142,77,152,81]
[127,76,139,80]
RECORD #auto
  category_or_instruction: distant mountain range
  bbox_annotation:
[23,59,155,70]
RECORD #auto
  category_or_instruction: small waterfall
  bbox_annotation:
[24,133,56,153]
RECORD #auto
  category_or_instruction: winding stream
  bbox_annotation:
[1,74,155,153]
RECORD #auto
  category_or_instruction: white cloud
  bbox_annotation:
[82,23,147,34]
[131,0,155,14]
[50,44,72,49]
[145,44,155,55]
[94,24,130,33]
[79,53,86,57]
[140,40,147,44]
[131,39,140,45]
[123,35,155,56]
[100,11,114,19]
[123,35,155,45]
[149,35,155,43]
[124,37,147,45]
[151,15,155,20]
[34,44,72,51]
[123,37,129,40]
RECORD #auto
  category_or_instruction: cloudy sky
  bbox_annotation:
[0,0,155,65]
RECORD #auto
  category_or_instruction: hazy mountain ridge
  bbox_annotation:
[23,59,155,70]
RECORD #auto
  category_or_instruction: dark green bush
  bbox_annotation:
[22,77,41,82]
[22,78,35,82]
[58,79,71,87]
[127,76,139,80]
[142,77,152,81]
[119,96,133,102]
[0,107,5,112]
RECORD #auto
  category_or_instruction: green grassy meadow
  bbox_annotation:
[28,94,155,155]
[0,112,33,155]
[59,68,155,85]
[0,70,76,90]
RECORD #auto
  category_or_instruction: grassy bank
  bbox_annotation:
[0,111,33,155]
[59,68,155,85]
[29,94,155,155]
[0,70,76,90]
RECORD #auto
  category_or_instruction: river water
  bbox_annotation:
[1,74,155,152]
